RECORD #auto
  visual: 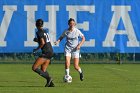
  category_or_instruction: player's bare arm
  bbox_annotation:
[33,38,45,52]
[76,36,85,50]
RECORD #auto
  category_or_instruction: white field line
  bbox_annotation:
[104,67,129,72]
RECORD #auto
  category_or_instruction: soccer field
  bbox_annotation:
[0,63,140,93]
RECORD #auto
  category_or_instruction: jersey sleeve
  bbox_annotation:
[37,31,44,39]
[77,29,84,38]
[44,28,49,33]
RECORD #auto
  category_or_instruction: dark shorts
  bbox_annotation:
[39,52,53,59]
[40,43,53,59]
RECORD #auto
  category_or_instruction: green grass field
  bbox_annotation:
[0,63,140,93]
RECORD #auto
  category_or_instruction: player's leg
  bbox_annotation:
[40,52,53,72]
[41,59,50,81]
[41,59,50,72]
[32,57,50,80]
[32,57,45,71]
[65,52,71,76]
[41,59,55,87]
[72,52,84,81]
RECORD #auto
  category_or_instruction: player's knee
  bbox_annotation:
[32,66,37,71]
[41,67,46,72]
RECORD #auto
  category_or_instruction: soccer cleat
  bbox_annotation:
[48,81,55,87]
[80,72,84,81]
[45,78,55,87]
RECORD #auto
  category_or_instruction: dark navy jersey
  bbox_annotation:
[36,29,53,54]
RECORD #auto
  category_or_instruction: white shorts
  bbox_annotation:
[64,51,80,58]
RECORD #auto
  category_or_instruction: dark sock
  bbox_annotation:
[34,68,50,80]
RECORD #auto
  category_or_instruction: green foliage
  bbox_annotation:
[0,53,138,63]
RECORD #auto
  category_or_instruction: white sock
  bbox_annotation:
[65,68,70,76]
[78,68,82,74]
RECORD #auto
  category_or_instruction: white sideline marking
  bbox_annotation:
[105,67,129,72]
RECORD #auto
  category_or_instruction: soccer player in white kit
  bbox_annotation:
[55,18,85,81]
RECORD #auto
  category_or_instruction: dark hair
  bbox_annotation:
[68,18,75,24]
[36,19,43,27]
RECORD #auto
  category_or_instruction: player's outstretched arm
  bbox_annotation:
[76,36,85,50]
[54,31,66,45]
[54,39,60,45]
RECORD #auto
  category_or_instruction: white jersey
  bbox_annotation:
[59,27,84,52]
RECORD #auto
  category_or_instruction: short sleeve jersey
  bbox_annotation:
[36,29,53,53]
[59,27,84,52]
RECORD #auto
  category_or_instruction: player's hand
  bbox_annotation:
[33,49,38,53]
[54,41,59,45]
[33,49,38,56]
[76,45,81,50]
[33,38,38,42]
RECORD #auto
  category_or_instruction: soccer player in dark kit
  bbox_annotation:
[32,19,55,87]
